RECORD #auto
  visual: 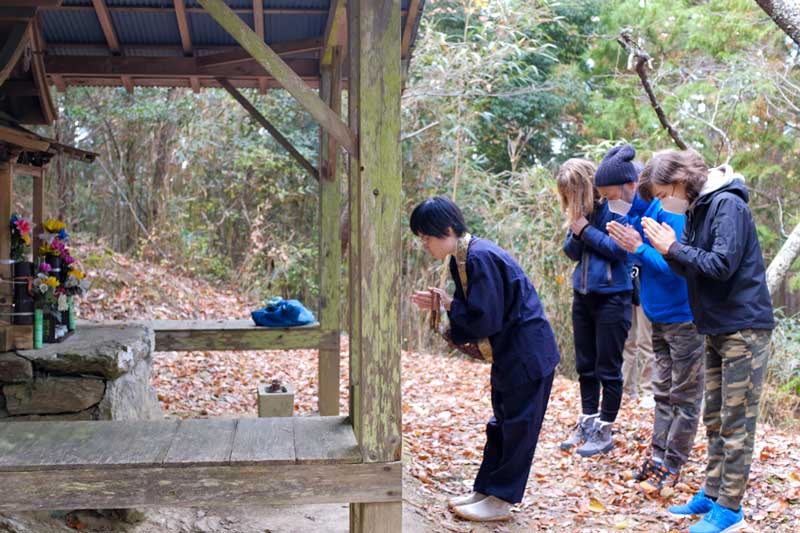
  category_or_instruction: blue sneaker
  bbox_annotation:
[668,488,714,517]
[687,502,746,533]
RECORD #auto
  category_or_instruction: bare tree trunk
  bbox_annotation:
[767,221,800,296]
[149,89,179,231]
[755,0,800,47]
[753,1,800,294]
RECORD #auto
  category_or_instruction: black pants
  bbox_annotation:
[572,291,632,422]
[473,372,554,504]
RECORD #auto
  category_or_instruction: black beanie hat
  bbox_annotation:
[595,144,638,187]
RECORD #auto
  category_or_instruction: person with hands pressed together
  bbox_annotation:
[639,149,774,533]
[557,156,633,458]
[409,196,560,523]
[601,145,704,496]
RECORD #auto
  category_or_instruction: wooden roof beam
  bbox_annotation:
[174,0,193,56]
[199,0,356,155]
[30,17,56,124]
[321,0,346,67]
[44,55,320,79]
[54,77,320,90]
[196,38,322,68]
[0,21,31,88]
[401,0,422,59]
[0,124,50,152]
[121,75,133,93]
[217,78,318,180]
[91,0,121,54]
[51,73,65,91]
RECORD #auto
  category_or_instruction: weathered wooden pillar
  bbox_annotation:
[318,46,343,416]
[32,169,43,266]
[0,163,13,321]
[348,0,403,531]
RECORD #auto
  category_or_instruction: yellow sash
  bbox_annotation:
[454,233,494,363]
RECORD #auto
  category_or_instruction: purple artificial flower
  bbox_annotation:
[39,262,52,273]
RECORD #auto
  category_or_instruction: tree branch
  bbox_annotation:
[617,29,689,150]
[767,221,800,296]
[755,0,800,47]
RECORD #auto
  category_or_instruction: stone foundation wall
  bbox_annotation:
[0,324,161,422]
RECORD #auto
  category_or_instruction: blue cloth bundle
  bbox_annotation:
[251,297,315,327]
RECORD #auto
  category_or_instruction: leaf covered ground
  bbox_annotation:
[78,242,800,532]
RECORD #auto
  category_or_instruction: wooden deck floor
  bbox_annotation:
[0,416,400,511]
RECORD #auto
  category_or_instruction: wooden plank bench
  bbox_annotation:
[133,320,339,352]
[0,416,400,511]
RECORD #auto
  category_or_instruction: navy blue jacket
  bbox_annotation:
[563,200,633,295]
[448,238,560,391]
[666,180,774,335]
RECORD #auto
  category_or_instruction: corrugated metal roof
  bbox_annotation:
[111,11,182,45]
[42,1,418,49]
[37,0,424,93]
[41,9,106,44]
[187,12,252,46]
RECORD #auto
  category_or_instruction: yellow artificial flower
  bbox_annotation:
[39,242,53,255]
[70,269,85,279]
[44,276,60,288]
[43,219,67,232]
[22,234,30,245]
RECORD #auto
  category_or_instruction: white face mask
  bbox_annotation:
[608,199,632,216]
[661,196,689,215]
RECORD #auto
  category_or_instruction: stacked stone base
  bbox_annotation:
[0,323,162,530]
[0,323,161,422]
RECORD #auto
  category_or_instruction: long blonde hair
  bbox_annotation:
[556,158,598,227]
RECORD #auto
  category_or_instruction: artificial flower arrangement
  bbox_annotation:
[40,218,73,258]
[31,221,89,346]
[9,214,32,262]
[32,262,60,307]
[63,264,90,299]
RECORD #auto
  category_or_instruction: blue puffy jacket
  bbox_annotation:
[625,196,694,324]
[563,200,632,295]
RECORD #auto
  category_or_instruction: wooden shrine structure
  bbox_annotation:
[0,1,424,531]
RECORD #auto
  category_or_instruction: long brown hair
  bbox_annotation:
[638,149,708,204]
[556,158,598,227]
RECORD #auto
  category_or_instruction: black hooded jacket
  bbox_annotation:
[665,178,774,335]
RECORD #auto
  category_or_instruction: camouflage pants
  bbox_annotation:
[651,321,705,470]
[704,329,772,511]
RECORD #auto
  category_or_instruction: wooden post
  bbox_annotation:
[0,22,31,88]
[318,46,343,417]
[32,169,43,265]
[0,163,13,323]
[348,0,403,531]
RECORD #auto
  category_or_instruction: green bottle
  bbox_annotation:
[68,296,75,331]
[34,308,43,349]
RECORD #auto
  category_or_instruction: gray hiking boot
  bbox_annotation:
[577,419,614,457]
[559,413,598,451]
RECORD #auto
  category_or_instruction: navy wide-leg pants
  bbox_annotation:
[472,371,554,504]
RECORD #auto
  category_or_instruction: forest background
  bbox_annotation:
[21,0,800,426]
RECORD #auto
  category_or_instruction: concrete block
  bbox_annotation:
[257,380,294,418]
